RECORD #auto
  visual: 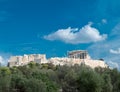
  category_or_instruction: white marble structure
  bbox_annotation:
[49,50,108,68]
[48,57,108,68]
[8,50,108,68]
[8,54,47,67]
[68,50,91,59]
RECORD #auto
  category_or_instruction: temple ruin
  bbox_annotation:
[8,50,108,68]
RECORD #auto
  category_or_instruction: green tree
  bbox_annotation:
[0,67,11,76]
[28,61,36,68]
[63,69,78,92]
[25,78,47,92]
[102,74,113,92]
[109,68,120,92]
[77,67,103,92]
[0,67,11,92]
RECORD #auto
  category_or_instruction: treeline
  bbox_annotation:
[0,62,120,92]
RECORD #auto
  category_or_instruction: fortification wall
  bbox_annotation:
[8,50,108,68]
[8,54,47,67]
[48,57,108,68]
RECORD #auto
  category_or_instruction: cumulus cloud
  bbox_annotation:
[87,37,120,66]
[107,61,119,69]
[0,53,11,66]
[87,22,120,70]
[44,23,107,44]
[110,23,120,36]
[0,56,3,64]
[102,19,107,24]
[0,56,8,66]
[110,48,120,54]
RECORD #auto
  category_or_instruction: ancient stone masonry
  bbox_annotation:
[8,54,47,67]
[68,50,91,59]
[49,50,108,68]
[8,50,108,68]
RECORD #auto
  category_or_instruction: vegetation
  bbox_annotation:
[0,62,120,92]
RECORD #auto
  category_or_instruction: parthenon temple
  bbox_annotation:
[68,50,90,59]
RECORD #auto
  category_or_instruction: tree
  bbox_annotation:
[77,67,103,92]
[25,78,47,92]
[28,61,36,68]
[0,67,11,92]
[102,74,113,92]
[62,69,78,92]
[0,67,11,76]
[109,68,120,92]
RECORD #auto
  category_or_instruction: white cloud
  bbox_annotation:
[110,23,120,36]
[0,53,11,66]
[0,56,8,66]
[44,23,107,44]
[0,56,3,63]
[87,40,120,70]
[87,22,120,70]
[102,19,107,24]
[110,48,120,54]
[107,61,119,69]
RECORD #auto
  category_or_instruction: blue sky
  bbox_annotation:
[0,0,120,68]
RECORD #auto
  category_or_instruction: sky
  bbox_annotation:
[0,0,120,69]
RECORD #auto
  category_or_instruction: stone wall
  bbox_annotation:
[48,57,108,68]
[8,50,108,68]
[8,54,47,67]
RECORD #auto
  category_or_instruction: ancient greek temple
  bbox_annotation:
[67,50,89,59]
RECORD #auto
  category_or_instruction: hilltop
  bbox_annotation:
[8,50,108,68]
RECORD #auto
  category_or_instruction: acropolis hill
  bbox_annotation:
[8,50,108,68]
